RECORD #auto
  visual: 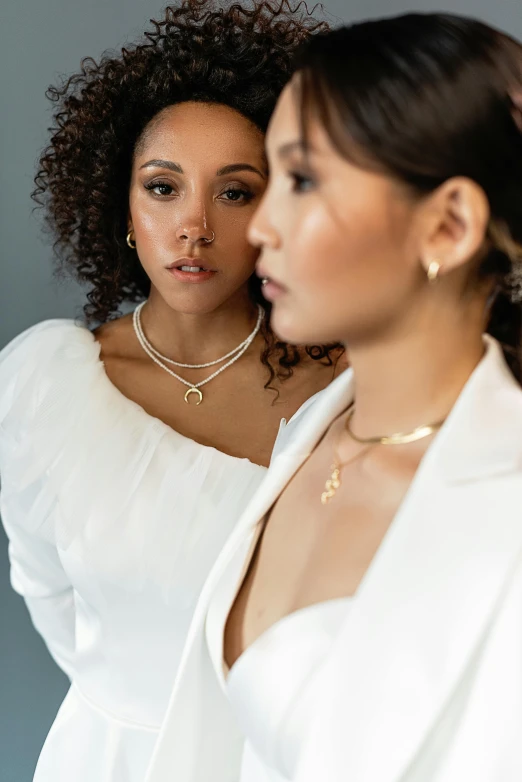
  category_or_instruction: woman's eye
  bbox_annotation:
[289,171,315,193]
[220,188,254,203]
[145,182,175,196]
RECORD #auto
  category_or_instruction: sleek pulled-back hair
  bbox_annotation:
[295,13,522,380]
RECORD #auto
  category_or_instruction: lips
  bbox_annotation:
[179,264,207,272]
[167,257,213,273]
[256,266,285,290]
[167,258,217,284]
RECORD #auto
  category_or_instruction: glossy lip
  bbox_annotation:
[166,256,215,272]
[166,256,218,284]
[168,267,217,284]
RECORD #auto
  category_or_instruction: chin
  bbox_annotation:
[271,304,343,346]
[270,308,314,345]
[159,288,229,316]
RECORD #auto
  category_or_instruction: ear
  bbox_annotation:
[417,177,490,278]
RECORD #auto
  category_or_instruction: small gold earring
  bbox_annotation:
[126,231,136,249]
[427,260,441,283]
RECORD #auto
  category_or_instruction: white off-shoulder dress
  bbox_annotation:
[0,319,267,782]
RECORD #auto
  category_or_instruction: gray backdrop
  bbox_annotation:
[1,1,520,780]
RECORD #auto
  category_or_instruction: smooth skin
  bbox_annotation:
[95,102,343,468]
[224,79,491,667]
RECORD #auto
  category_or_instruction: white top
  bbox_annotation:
[206,595,352,782]
[141,336,522,782]
[0,319,267,782]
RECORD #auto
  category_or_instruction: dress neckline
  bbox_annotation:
[226,596,353,685]
[81,325,266,470]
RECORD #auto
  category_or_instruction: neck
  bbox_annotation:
[345,308,486,439]
[139,286,260,365]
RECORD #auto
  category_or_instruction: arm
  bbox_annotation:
[1,502,76,678]
[0,321,78,678]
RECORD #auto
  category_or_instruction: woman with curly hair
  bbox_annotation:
[0,2,343,780]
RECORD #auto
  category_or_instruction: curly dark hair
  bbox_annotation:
[33,0,343,385]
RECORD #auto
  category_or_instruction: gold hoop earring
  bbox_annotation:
[427,260,441,283]
[126,231,136,249]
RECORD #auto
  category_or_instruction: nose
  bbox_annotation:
[248,188,280,250]
[176,223,214,244]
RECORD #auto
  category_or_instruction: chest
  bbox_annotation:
[221,480,522,782]
[224,434,427,666]
[103,354,334,468]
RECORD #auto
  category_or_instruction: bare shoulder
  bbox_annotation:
[93,314,138,360]
[272,345,347,421]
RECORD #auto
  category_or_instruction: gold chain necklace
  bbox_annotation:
[320,408,445,505]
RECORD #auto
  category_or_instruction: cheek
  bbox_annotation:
[272,199,412,344]
[270,203,346,342]
[214,206,259,259]
[129,188,171,254]
[209,205,261,281]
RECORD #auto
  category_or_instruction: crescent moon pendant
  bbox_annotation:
[184,387,203,405]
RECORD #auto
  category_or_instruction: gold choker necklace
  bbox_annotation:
[321,409,445,505]
[345,409,445,446]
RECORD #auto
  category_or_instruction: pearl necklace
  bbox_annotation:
[133,301,263,369]
[132,303,264,405]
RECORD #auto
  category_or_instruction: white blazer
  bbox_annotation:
[145,336,522,782]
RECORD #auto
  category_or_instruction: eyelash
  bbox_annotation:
[288,170,315,193]
[143,181,255,203]
[219,187,255,204]
[144,181,176,197]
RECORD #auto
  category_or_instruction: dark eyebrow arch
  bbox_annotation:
[138,160,267,179]
[140,159,183,173]
[216,163,267,179]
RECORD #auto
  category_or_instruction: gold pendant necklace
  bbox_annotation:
[321,465,342,505]
[321,408,445,505]
[183,387,204,406]
[132,303,264,404]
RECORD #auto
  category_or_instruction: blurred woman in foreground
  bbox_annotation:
[147,12,522,782]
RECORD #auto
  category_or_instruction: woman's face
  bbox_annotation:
[249,81,426,346]
[129,101,267,314]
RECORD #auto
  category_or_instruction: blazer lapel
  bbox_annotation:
[145,369,354,782]
[212,365,355,553]
[296,340,522,782]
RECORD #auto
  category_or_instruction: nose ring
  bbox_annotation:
[203,231,215,244]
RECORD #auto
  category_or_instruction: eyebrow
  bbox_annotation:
[216,163,267,179]
[139,160,266,179]
[140,159,183,173]
[277,140,312,159]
